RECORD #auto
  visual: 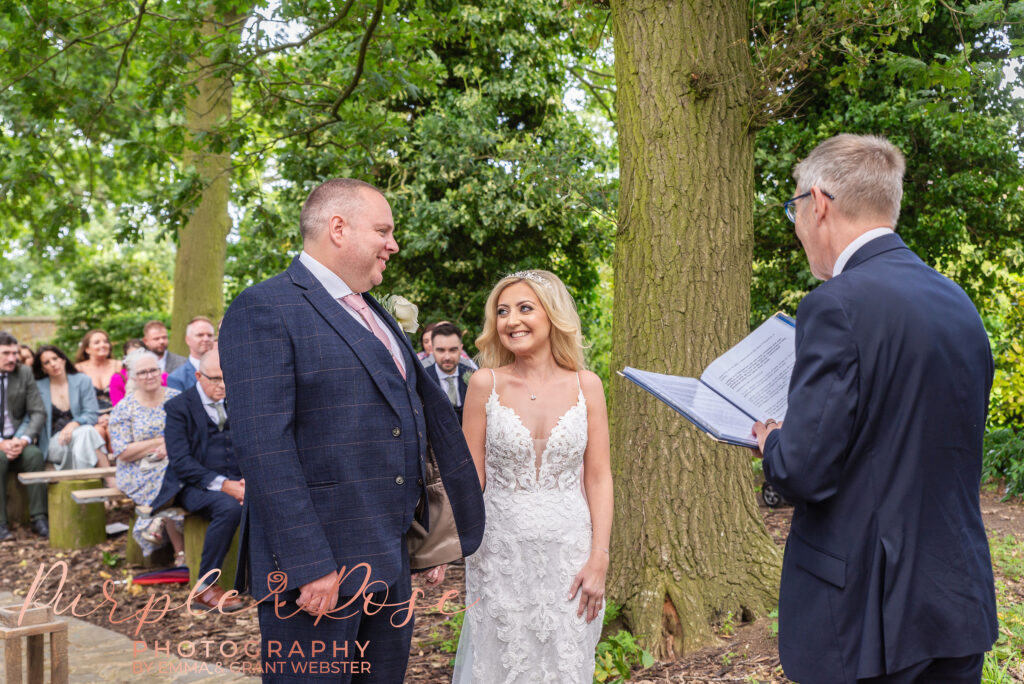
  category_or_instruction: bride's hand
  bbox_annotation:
[569,554,608,623]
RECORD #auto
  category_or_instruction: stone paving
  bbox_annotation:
[0,591,257,683]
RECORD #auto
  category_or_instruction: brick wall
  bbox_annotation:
[0,317,58,347]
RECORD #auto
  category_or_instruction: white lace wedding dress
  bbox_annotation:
[452,370,603,683]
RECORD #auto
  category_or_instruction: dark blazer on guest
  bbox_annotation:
[761,233,997,682]
[164,385,239,487]
[425,362,474,424]
[6,364,45,442]
[35,373,99,456]
[219,257,485,600]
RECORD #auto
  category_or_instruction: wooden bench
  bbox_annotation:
[17,468,117,550]
[65,487,171,567]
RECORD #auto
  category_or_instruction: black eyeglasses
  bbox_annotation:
[783,190,834,223]
[200,371,225,385]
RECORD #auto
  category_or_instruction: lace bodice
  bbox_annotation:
[453,370,602,684]
[483,377,588,493]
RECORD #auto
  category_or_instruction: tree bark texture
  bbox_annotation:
[170,7,246,353]
[608,0,782,658]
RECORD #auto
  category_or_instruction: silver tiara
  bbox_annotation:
[507,271,549,286]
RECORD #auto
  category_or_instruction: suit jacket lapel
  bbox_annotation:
[365,293,421,393]
[287,260,406,415]
[186,387,211,455]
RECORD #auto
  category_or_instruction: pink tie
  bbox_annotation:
[341,293,406,379]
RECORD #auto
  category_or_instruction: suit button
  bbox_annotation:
[417,478,424,486]
[395,476,405,485]
[392,427,401,437]
[414,409,419,415]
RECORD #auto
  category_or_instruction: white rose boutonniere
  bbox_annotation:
[380,294,419,334]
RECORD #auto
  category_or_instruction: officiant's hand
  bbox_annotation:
[296,570,341,616]
[751,419,783,455]
[570,554,608,623]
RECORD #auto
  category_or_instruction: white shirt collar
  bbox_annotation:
[189,356,201,370]
[832,227,894,277]
[299,251,355,299]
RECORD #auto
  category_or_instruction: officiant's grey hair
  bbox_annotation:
[793,134,905,228]
[300,178,384,240]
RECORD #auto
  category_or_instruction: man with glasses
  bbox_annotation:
[164,348,245,612]
[750,134,996,683]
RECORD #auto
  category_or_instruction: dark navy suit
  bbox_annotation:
[425,362,474,425]
[762,233,997,682]
[219,257,485,682]
[164,386,241,585]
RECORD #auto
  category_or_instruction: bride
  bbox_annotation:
[452,270,613,683]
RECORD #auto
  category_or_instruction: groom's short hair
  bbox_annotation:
[300,178,384,241]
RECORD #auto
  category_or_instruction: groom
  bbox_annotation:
[220,178,485,682]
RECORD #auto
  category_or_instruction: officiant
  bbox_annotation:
[751,133,997,683]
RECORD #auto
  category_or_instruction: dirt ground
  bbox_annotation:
[1,489,1022,682]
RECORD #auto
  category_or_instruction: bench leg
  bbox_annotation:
[47,480,106,550]
[5,633,22,682]
[50,624,68,683]
[26,634,43,684]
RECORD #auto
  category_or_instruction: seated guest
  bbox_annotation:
[33,345,110,471]
[74,329,122,414]
[165,349,244,611]
[425,323,474,424]
[0,331,48,541]
[18,345,35,368]
[110,339,164,406]
[166,317,216,392]
[109,349,185,564]
[142,320,186,375]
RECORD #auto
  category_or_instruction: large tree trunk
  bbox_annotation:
[607,0,782,658]
[169,7,246,353]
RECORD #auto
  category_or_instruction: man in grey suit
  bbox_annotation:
[142,320,187,374]
[0,331,49,540]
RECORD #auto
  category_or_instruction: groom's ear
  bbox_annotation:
[326,213,348,247]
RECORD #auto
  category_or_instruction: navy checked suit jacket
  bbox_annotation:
[219,258,485,600]
[762,234,997,682]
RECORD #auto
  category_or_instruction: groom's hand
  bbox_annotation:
[296,570,341,616]
[415,564,447,587]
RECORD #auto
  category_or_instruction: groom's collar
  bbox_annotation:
[298,251,356,299]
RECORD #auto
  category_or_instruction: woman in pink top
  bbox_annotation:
[109,339,167,405]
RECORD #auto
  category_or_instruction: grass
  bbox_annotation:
[984,534,1024,682]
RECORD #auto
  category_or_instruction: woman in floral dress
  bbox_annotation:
[109,349,185,563]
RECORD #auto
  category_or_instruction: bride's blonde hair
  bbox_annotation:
[475,270,586,371]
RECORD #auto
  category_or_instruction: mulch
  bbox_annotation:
[1,490,1022,682]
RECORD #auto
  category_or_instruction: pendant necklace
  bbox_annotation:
[513,362,538,400]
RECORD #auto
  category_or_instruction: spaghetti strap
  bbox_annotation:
[575,371,582,392]
[489,368,497,393]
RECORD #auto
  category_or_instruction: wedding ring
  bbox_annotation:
[764,419,777,426]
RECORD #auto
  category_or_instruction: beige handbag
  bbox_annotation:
[407,444,463,571]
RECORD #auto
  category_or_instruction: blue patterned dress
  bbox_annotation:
[109,388,182,556]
